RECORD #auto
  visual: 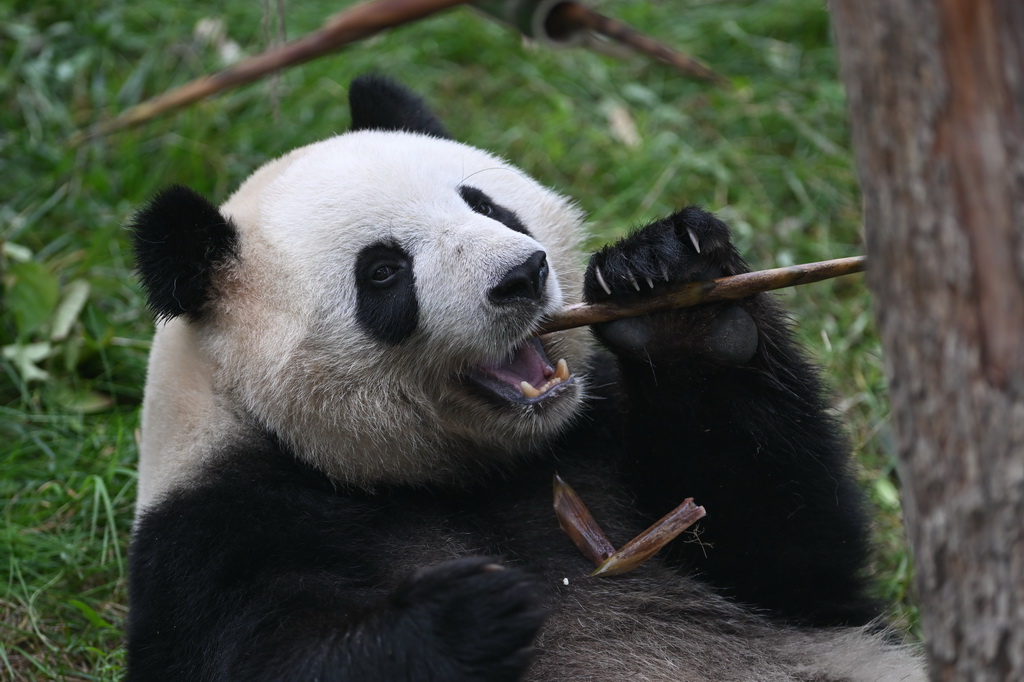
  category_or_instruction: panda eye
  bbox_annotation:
[459,185,495,218]
[366,260,405,287]
[458,185,531,236]
[372,265,397,282]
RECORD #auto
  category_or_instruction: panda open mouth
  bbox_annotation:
[469,337,573,405]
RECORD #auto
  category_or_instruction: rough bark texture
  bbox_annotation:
[828,1,1024,679]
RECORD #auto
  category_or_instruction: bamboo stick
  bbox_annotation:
[539,255,866,335]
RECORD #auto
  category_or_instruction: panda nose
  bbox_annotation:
[489,250,549,305]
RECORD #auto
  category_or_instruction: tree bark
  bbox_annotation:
[829,1,1024,679]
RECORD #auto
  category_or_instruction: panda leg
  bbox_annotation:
[584,207,879,626]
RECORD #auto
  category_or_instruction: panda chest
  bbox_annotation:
[356,469,647,584]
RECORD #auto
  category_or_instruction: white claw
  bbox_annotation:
[627,270,640,291]
[687,227,701,254]
[660,264,670,282]
[645,275,655,289]
[595,265,612,296]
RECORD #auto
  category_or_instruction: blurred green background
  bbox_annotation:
[0,0,915,677]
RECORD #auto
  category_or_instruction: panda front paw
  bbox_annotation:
[583,206,738,302]
[392,558,547,681]
[583,207,759,368]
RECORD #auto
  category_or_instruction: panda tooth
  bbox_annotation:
[520,381,541,399]
[555,358,570,382]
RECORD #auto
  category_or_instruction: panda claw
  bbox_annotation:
[660,264,670,282]
[687,227,701,254]
[645,275,655,289]
[595,266,612,296]
[627,270,640,292]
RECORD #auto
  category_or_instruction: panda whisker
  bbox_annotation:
[461,166,536,186]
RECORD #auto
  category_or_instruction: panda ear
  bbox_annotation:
[348,74,452,139]
[129,185,239,321]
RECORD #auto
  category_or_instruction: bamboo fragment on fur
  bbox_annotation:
[553,473,616,566]
[538,255,866,335]
[554,474,706,576]
[590,499,705,577]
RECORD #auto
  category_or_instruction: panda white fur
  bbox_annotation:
[127,75,922,681]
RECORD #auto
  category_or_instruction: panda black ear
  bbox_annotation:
[129,185,239,321]
[348,74,452,139]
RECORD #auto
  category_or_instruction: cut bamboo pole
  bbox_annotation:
[539,255,866,335]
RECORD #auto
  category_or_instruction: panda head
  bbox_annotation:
[131,75,593,494]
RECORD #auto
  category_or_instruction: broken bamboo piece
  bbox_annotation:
[553,473,616,566]
[539,255,866,335]
[591,498,706,577]
[553,473,707,576]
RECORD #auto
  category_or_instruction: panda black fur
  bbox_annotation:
[127,75,922,681]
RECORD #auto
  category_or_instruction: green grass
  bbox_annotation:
[1,0,916,677]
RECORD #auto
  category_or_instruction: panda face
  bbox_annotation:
[197,131,593,486]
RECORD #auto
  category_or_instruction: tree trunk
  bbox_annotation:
[828,0,1024,679]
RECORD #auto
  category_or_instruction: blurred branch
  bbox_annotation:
[71,0,725,144]
[475,0,727,85]
[549,3,728,85]
[70,0,471,144]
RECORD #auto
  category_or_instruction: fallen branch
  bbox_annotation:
[553,473,706,576]
[539,255,866,335]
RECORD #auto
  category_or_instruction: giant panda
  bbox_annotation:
[126,75,922,681]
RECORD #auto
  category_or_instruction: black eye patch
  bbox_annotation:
[458,185,531,237]
[354,241,418,345]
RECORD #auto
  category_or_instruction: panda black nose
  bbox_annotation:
[489,250,549,305]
